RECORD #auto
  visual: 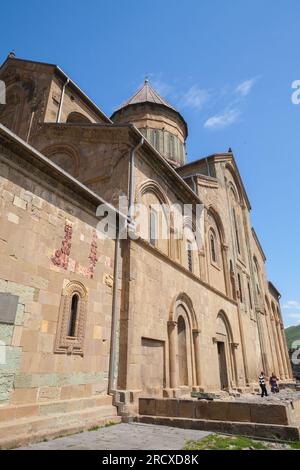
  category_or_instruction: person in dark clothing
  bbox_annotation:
[269,373,279,393]
[259,371,268,397]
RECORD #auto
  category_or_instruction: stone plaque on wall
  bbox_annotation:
[0,293,19,324]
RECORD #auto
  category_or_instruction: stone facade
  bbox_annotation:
[0,54,293,444]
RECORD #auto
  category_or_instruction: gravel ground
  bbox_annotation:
[233,389,300,404]
[17,423,211,450]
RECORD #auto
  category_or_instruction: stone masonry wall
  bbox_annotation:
[0,145,115,407]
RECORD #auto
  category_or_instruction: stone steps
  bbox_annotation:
[136,414,300,442]
[0,395,121,449]
[0,394,113,422]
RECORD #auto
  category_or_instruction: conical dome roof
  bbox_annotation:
[111,79,187,138]
[111,79,188,166]
[114,78,177,112]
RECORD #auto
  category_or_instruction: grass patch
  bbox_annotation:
[104,420,117,428]
[88,420,117,431]
[184,434,268,450]
[289,441,300,449]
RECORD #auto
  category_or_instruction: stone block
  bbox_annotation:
[31,373,58,388]
[15,404,39,419]
[7,213,19,224]
[60,385,87,400]
[0,373,14,402]
[227,402,251,422]
[11,326,23,346]
[6,282,35,304]
[194,401,209,419]
[0,324,14,344]
[13,196,27,210]
[39,401,67,416]
[177,399,196,419]
[15,304,25,326]
[0,406,16,421]
[38,386,61,402]
[254,423,300,441]
[20,330,39,352]
[38,333,54,353]
[0,346,22,373]
[250,403,289,425]
[10,387,38,405]
[155,399,171,417]
[0,293,19,325]
[139,398,156,415]
[207,401,229,421]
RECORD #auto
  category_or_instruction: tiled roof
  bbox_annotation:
[115,79,177,112]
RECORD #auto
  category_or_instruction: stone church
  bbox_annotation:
[0,53,293,446]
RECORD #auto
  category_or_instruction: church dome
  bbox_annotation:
[111,79,188,167]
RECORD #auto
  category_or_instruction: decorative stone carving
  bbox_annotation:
[51,222,73,270]
[103,273,113,288]
[88,230,98,279]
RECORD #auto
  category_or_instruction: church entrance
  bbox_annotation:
[217,341,228,390]
[216,311,237,390]
[177,316,188,386]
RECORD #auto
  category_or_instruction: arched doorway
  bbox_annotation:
[177,315,188,386]
[216,312,237,390]
[168,293,201,392]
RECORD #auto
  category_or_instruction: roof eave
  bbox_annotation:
[0,56,112,124]
[111,101,188,138]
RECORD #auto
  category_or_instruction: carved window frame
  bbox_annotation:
[54,281,88,356]
[208,227,220,269]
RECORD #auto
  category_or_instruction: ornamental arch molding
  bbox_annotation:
[42,143,80,177]
[168,293,201,390]
[54,281,88,356]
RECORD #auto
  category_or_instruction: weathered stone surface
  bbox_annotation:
[0,373,14,403]
[139,398,156,416]
[0,324,14,344]
[0,293,19,325]
[250,403,289,425]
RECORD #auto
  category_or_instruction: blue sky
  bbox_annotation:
[1,0,299,326]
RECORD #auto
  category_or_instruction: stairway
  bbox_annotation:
[0,395,121,449]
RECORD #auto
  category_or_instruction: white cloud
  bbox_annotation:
[282,300,300,310]
[236,78,257,97]
[287,313,300,320]
[284,312,300,328]
[180,85,209,110]
[204,108,240,129]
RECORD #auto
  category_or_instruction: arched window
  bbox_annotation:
[253,257,261,298]
[169,134,175,158]
[187,241,193,272]
[138,181,170,255]
[42,144,79,177]
[153,130,160,151]
[248,282,253,310]
[150,208,157,247]
[232,207,241,255]
[68,294,79,337]
[66,112,92,124]
[230,260,237,300]
[238,273,243,303]
[210,233,217,263]
[55,281,88,356]
[209,228,219,266]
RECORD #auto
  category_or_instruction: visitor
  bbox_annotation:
[259,371,268,397]
[269,373,279,393]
